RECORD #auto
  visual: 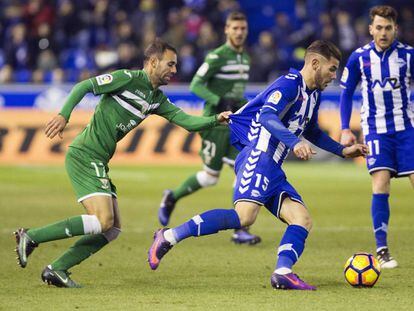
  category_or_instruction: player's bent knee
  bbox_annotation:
[99,216,115,232]
[103,227,121,242]
[196,171,219,187]
[235,202,260,227]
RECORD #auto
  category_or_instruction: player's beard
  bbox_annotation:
[229,36,245,50]
[315,69,325,90]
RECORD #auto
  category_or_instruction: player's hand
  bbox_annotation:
[340,129,357,146]
[342,143,369,158]
[293,141,316,160]
[217,111,232,124]
[45,114,67,139]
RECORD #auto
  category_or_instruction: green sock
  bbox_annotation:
[27,216,85,244]
[173,173,202,200]
[51,234,109,271]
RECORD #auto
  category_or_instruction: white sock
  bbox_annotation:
[163,229,177,245]
[81,215,102,234]
[274,267,292,275]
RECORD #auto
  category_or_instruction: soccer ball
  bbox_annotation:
[344,253,381,287]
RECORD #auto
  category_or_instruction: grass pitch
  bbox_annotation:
[0,162,413,310]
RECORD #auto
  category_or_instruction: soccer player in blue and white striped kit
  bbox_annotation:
[340,6,414,269]
[148,40,368,290]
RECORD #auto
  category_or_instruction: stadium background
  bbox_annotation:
[0,0,413,165]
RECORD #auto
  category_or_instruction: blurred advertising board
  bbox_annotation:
[0,84,399,165]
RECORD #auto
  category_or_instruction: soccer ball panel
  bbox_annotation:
[361,269,379,287]
[344,267,359,286]
[352,254,371,271]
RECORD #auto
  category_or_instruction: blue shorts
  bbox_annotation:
[233,147,304,220]
[364,128,414,177]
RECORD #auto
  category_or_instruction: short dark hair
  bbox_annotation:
[370,5,398,24]
[226,11,247,24]
[305,40,342,62]
[143,38,177,65]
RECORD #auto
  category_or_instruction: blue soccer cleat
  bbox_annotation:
[148,228,173,270]
[231,227,262,245]
[158,190,176,226]
[271,272,316,290]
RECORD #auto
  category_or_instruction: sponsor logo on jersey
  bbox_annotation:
[134,89,146,98]
[116,120,137,133]
[268,91,282,105]
[341,67,349,83]
[372,77,400,90]
[96,74,113,86]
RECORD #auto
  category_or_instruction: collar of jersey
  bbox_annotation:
[369,40,398,55]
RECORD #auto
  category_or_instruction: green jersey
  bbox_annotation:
[60,69,218,162]
[190,43,250,116]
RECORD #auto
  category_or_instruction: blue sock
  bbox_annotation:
[371,193,390,249]
[172,209,241,242]
[276,225,309,270]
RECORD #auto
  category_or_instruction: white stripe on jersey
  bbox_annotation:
[256,127,271,152]
[359,57,370,134]
[406,53,414,127]
[389,50,405,131]
[112,95,146,119]
[272,141,286,163]
[370,50,387,134]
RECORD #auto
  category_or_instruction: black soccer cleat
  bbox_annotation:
[41,265,82,288]
[377,247,398,269]
[14,228,38,268]
[158,190,176,226]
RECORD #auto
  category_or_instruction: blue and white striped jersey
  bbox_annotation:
[340,40,414,135]
[229,68,321,165]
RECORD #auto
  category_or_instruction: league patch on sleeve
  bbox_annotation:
[96,74,113,86]
[267,90,282,105]
[196,63,209,77]
[340,67,349,84]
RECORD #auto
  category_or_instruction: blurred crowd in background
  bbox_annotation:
[0,0,413,84]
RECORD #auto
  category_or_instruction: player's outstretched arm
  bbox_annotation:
[342,144,369,158]
[169,109,232,131]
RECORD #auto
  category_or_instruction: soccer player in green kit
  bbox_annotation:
[159,12,261,244]
[13,38,231,288]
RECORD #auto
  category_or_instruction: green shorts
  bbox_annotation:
[65,147,117,202]
[199,126,239,173]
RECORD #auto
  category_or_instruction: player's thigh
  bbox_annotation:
[234,201,261,227]
[199,127,229,172]
[279,198,311,231]
[112,198,121,229]
[371,170,391,194]
[364,133,396,176]
[409,174,414,189]
[395,128,414,177]
[65,148,118,202]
